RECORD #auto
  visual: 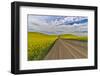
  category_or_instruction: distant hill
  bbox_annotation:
[60,34,77,37]
[28,32,58,37]
[28,32,87,41]
[60,34,87,41]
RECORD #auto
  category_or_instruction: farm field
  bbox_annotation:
[28,32,57,60]
[28,32,88,60]
[60,34,88,41]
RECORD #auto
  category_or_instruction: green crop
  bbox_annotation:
[28,32,57,60]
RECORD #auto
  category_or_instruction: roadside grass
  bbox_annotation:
[28,32,57,61]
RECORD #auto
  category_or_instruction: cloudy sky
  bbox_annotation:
[28,15,88,36]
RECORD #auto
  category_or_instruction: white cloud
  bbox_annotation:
[28,15,88,36]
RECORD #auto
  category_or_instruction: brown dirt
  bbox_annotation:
[44,38,88,60]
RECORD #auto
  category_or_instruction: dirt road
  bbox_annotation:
[44,38,88,60]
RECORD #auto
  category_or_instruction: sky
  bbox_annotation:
[28,15,88,36]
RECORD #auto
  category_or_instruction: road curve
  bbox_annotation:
[44,38,88,60]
